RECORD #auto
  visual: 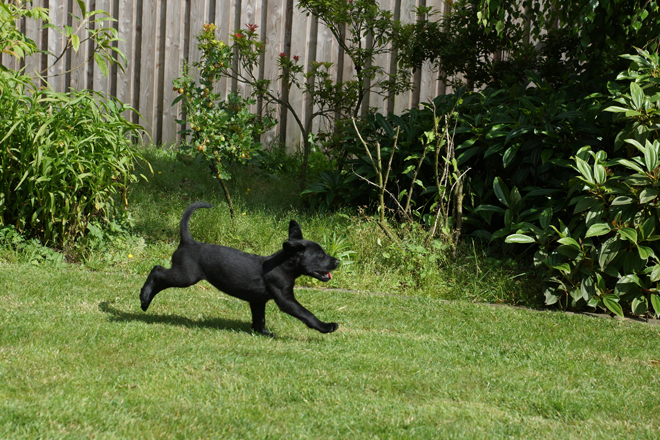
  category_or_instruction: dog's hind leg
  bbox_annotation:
[140,264,202,311]
[249,301,274,336]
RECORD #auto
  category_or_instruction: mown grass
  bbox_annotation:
[1,263,659,439]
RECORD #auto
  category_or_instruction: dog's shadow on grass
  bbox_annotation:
[98,301,253,334]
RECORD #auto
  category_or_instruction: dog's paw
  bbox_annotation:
[140,288,153,312]
[320,322,339,333]
[253,327,276,337]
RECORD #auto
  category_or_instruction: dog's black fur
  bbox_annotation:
[140,202,339,335]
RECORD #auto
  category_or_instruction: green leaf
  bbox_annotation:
[585,222,611,238]
[602,294,624,318]
[493,177,510,207]
[644,140,659,172]
[539,207,552,230]
[630,82,645,111]
[625,138,645,152]
[558,237,580,249]
[574,156,594,183]
[570,288,583,302]
[76,0,87,17]
[544,285,560,305]
[614,158,646,174]
[473,204,506,214]
[581,276,596,301]
[505,234,536,244]
[650,265,660,282]
[495,20,504,35]
[611,196,635,206]
[631,296,648,315]
[593,163,606,185]
[599,238,621,270]
[509,186,522,208]
[651,294,660,317]
[637,245,654,260]
[585,204,605,228]
[94,53,109,77]
[552,263,571,274]
[71,34,80,52]
[604,105,631,113]
[639,188,658,204]
[615,275,640,297]
[618,228,638,243]
[573,195,598,214]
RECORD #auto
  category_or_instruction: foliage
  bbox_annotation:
[396,0,660,91]
[501,48,660,317]
[0,1,144,247]
[0,0,48,61]
[0,72,147,245]
[296,0,411,116]
[43,0,127,77]
[1,0,126,78]
[304,92,468,235]
[173,23,275,218]
[250,144,333,180]
[205,0,413,188]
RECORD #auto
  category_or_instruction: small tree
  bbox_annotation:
[207,0,412,189]
[173,24,276,218]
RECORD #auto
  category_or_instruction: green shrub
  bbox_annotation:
[503,48,660,317]
[173,23,275,218]
[0,72,147,246]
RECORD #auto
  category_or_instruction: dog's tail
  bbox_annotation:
[180,202,213,245]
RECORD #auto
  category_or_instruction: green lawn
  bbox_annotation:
[1,263,659,439]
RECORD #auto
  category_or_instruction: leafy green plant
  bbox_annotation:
[204,0,412,189]
[501,49,660,317]
[173,23,275,218]
[322,232,356,270]
[0,1,48,62]
[398,0,660,91]
[0,73,147,245]
[1,0,126,78]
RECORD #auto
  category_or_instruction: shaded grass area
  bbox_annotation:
[1,264,659,439]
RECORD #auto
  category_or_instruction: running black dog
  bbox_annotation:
[140,202,339,335]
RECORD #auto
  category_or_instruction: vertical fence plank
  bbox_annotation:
[93,0,112,96]
[139,0,160,142]
[312,20,333,136]
[243,0,259,114]
[188,0,210,83]
[68,1,89,91]
[394,0,416,115]
[117,0,137,119]
[46,0,67,92]
[161,0,185,145]
[284,5,309,151]
[259,0,283,147]
[22,0,42,80]
[214,0,231,97]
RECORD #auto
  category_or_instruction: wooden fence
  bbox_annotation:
[1,0,450,149]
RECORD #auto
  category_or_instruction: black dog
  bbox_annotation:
[140,202,339,335]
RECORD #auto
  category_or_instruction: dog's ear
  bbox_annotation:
[288,220,303,240]
[283,240,305,253]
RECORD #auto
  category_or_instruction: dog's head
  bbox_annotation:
[283,220,339,282]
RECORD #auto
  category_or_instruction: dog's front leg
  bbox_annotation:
[271,288,338,334]
[249,301,274,337]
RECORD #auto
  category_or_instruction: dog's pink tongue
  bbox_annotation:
[328,272,332,279]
